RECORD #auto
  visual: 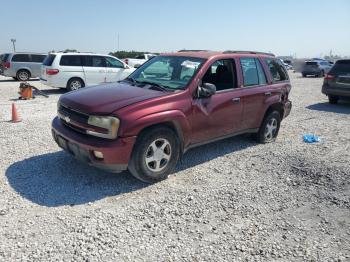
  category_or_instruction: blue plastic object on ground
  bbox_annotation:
[303,134,321,143]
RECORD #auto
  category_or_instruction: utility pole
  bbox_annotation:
[10,39,16,52]
[117,34,120,51]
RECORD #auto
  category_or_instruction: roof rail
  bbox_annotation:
[223,50,275,56]
[178,49,209,52]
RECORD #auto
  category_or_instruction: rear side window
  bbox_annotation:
[60,55,82,66]
[12,54,31,62]
[1,53,10,62]
[43,55,56,66]
[82,56,106,67]
[240,57,267,86]
[31,55,46,63]
[265,58,288,82]
[330,60,350,74]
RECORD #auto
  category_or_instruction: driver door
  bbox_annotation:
[190,59,243,144]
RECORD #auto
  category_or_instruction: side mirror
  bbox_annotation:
[197,82,216,98]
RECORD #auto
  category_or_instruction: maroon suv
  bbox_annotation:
[52,50,292,183]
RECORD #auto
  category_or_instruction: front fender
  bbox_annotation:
[120,110,192,147]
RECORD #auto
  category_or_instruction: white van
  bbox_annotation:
[40,53,135,91]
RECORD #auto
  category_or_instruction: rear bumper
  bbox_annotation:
[302,70,321,75]
[51,116,136,173]
[322,84,350,97]
[283,100,292,118]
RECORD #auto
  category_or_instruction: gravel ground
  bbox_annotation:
[0,73,349,261]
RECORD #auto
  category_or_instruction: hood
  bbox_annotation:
[59,82,167,114]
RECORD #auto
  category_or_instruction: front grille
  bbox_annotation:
[58,104,89,124]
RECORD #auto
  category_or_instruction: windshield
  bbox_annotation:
[127,56,205,90]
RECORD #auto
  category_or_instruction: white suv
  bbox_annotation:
[40,53,135,91]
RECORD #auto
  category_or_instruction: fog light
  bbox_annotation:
[93,151,104,159]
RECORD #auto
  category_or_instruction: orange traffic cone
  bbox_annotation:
[11,103,22,123]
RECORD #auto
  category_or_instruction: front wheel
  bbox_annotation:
[128,126,180,183]
[256,111,281,143]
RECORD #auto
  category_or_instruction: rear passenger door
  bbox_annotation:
[105,56,126,82]
[82,56,107,86]
[238,57,269,130]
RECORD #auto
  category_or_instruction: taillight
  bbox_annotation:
[3,62,10,69]
[124,59,128,64]
[46,69,59,75]
[324,74,335,80]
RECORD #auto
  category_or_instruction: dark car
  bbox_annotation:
[52,50,292,183]
[322,59,350,104]
[302,60,332,77]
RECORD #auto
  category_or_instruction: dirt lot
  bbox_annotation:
[0,73,349,261]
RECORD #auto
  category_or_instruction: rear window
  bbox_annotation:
[31,55,46,63]
[1,53,10,62]
[306,61,318,66]
[60,55,82,66]
[12,54,31,62]
[43,55,56,66]
[240,57,267,86]
[330,60,350,74]
[265,58,289,82]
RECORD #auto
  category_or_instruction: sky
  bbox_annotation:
[1,0,349,58]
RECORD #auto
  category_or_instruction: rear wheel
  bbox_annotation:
[256,111,281,143]
[16,70,30,81]
[128,126,180,183]
[328,95,338,104]
[67,78,84,91]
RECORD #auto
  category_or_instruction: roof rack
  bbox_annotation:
[178,49,209,52]
[223,50,275,56]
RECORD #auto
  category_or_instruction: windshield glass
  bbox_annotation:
[128,56,205,90]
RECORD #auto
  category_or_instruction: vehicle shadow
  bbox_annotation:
[176,134,256,172]
[0,79,40,83]
[6,135,256,207]
[5,151,147,207]
[306,100,350,114]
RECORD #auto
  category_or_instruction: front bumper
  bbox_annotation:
[52,116,136,173]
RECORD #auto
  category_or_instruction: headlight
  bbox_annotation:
[87,116,120,139]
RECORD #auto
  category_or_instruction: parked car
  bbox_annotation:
[123,53,156,68]
[0,53,10,74]
[302,60,332,77]
[0,52,46,81]
[40,53,135,91]
[52,50,292,183]
[322,59,350,104]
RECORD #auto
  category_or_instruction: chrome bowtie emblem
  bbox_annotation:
[64,116,70,123]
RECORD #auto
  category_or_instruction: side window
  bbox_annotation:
[265,58,288,82]
[60,55,82,66]
[31,55,46,63]
[12,54,30,62]
[202,59,236,91]
[105,57,124,68]
[240,57,266,86]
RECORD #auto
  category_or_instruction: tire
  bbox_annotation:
[16,70,30,81]
[67,78,84,91]
[128,126,180,183]
[320,70,325,77]
[256,111,281,143]
[12,77,18,80]
[328,95,338,104]
[302,73,306,77]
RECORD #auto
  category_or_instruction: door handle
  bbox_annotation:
[265,92,272,96]
[232,97,240,103]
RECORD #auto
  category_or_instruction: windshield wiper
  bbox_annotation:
[121,77,136,83]
[136,80,171,91]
